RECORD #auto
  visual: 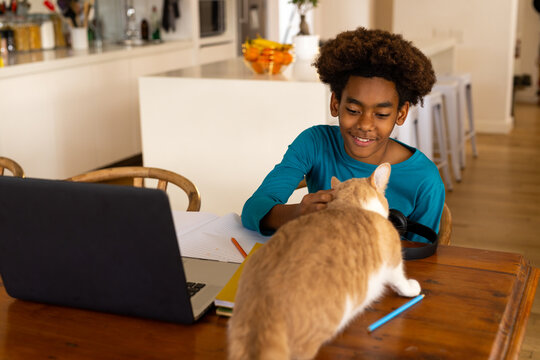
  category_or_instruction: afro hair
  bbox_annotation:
[313,27,435,107]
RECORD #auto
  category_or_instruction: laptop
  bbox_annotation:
[0,176,239,324]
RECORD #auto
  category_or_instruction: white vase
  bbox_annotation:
[293,34,320,61]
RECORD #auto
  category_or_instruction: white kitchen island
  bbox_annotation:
[139,58,332,215]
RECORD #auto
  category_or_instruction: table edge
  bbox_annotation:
[491,259,539,359]
[504,264,539,359]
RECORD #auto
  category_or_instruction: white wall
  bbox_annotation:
[393,0,518,134]
[266,0,280,42]
[514,0,540,103]
[313,0,374,41]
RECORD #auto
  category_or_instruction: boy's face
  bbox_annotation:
[330,76,409,165]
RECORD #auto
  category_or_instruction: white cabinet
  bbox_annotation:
[199,42,237,65]
[0,42,195,179]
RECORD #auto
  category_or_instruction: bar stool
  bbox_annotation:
[433,79,462,182]
[391,102,453,191]
[395,105,419,148]
[438,73,479,167]
[418,92,453,191]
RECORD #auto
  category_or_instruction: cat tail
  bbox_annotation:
[228,317,290,360]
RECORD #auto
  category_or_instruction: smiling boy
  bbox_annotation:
[241,27,445,242]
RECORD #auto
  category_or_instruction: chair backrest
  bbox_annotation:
[439,203,452,245]
[0,156,25,177]
[66,166,201,211]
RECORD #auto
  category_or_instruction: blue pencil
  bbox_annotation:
[367,294,425,332]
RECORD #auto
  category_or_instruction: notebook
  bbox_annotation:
[171,211,269,263]
[0,176,239,324]
[214,242,264,312]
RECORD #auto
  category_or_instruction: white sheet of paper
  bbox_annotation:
[171,211,219,236]
[172,212,269,263]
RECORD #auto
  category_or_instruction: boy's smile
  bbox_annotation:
[330,76,410,165]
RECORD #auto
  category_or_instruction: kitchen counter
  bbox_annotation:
[158,56,321,82]
[0,40,194,79]
[0,40,197,180]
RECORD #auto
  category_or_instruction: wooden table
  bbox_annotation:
[0,245,537,359]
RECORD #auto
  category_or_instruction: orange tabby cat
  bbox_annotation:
[228,163,421,360]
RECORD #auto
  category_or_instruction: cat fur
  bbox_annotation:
[228,163,421,360]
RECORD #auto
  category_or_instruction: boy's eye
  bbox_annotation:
[346,107,360,114]
[376,113,391,118]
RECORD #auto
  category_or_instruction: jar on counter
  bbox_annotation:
[29,14,53,50]
[0,30,6,54]
[4,28,15,52]
[28,18,42,51]
[40,16,54,49]
[13,20,30,52]
[0,17,15,53]
[51,13,66,48]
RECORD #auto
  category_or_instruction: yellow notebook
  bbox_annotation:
[214,242,263,310]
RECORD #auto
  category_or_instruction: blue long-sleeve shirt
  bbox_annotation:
[241,125,445,243]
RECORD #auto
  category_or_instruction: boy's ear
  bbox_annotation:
[330,92,339,117]
[330,176,341,189]
[395,101,410,126]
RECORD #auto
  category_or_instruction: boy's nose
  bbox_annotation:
[356,114,375,131]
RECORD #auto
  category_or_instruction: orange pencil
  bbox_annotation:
[231,237,247,258]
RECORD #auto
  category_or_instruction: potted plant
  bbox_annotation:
[290,0,320,60]
[290,0,319,35]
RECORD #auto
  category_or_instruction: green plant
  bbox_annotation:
[290,0,319,35]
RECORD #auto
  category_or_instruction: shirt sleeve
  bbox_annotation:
[241,128,318,235]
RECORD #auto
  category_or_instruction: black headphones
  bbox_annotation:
[388,209,438,260]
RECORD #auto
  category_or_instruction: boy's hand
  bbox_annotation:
[298,189,335,216]
[260,190,335,232]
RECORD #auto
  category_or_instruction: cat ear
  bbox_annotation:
[370,163,391,193]
[330,176,341,189]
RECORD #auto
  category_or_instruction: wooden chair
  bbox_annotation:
[66,166,201,211]
[0,156,25,177]
[438,203,452,246]
[296,178,307,189]
[296,178,452,245]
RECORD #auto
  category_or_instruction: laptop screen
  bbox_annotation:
[0,176,196,324]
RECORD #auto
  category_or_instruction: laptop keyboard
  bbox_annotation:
[186,282,206,298]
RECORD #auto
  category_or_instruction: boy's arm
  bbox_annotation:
[241,127,324,235]
[260,189,334,231]
[240,166,304,235]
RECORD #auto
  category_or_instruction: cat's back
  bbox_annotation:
[236,206,401,308]
[259,206,400,270]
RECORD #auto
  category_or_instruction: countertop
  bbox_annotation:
[153,37,456,83]
[155,57,321,83]
[0,40,194,79]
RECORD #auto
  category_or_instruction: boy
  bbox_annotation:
[241,27,445,242]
